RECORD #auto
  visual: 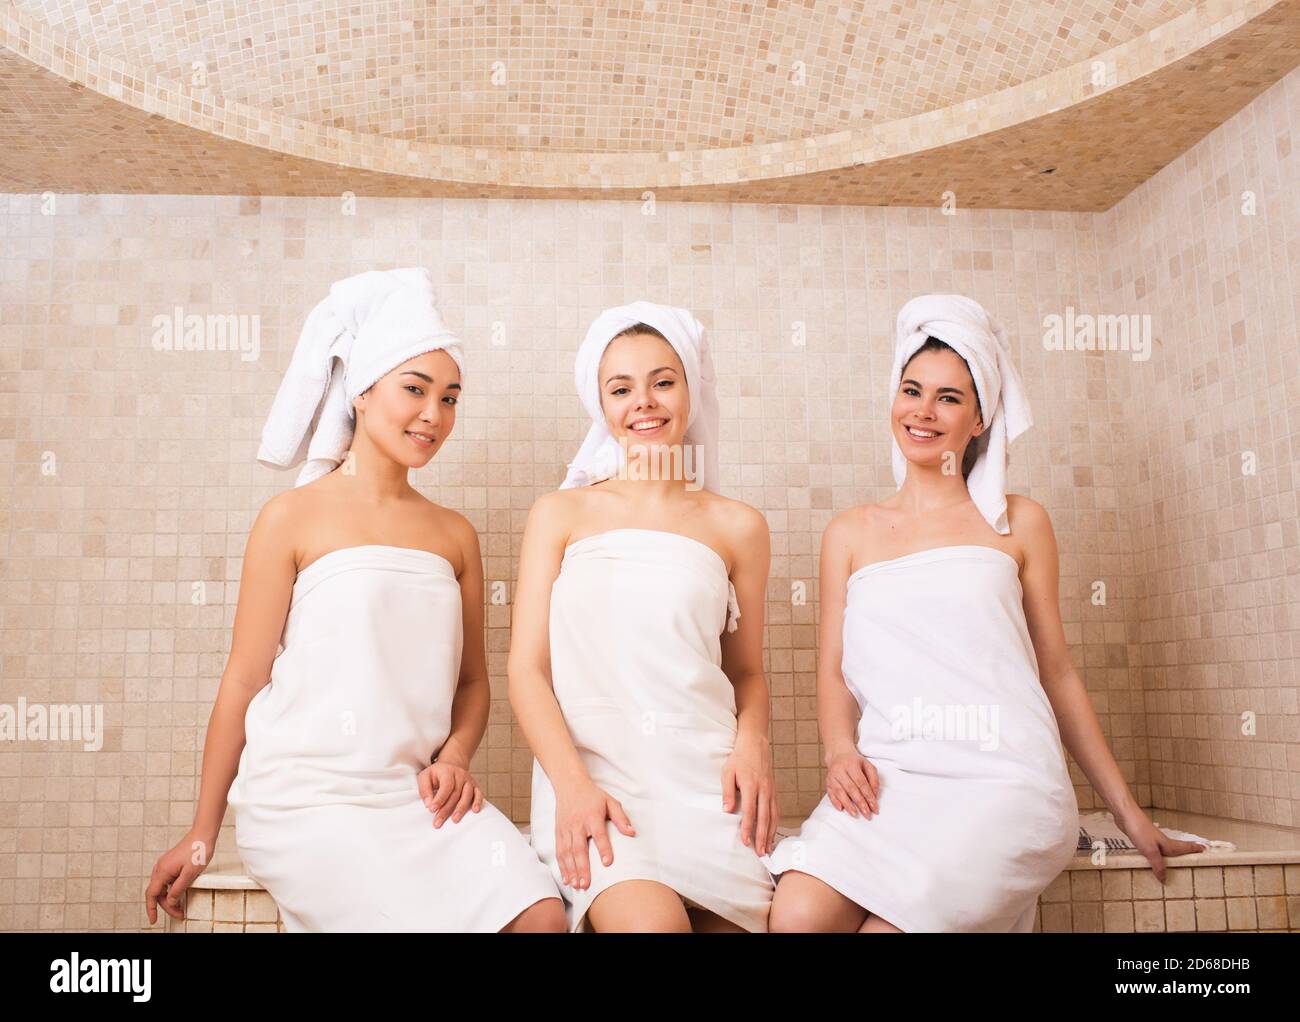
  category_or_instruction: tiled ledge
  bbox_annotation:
[1035,865,1300,933]
[1063,809,1300,870]
[163,811,1300,932]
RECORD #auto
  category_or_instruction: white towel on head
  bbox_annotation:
[257,268,466,487]
[560,300,721,493]
[889,294,1031,535]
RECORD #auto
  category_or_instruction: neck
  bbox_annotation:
[334,425,417,502]
[894,460,973,515]
[598,474,691,502]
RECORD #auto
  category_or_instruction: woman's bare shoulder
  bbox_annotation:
[701,491,768,540]
[1005,493,1052,536]
[825,501,889,537]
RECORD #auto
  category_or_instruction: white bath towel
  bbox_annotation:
[227,545,559,931]
[529,528,773,931]
[257,268,466,487]
[762,545,1078,931]
[560,301,721,492]
[890,294,1031,535]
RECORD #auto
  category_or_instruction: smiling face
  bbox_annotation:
[597,329,690,456]
[352,347,461,469]
[892,344,984,476]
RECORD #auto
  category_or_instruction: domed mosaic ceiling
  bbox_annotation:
[1,0,1297,208]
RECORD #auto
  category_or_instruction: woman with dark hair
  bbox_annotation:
[763,294,1204,932]
[145,269,563,932]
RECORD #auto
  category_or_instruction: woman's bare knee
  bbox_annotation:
[500,896,567,932]
[587,879,692,933]
[768,870,866,932]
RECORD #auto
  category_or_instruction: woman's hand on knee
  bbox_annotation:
[555,781,635,890]
[826,751,879,818]
[418,760,484,827]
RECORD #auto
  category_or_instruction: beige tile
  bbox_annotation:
[1225,897,1258,930]
[1222,867,1254,897]
[1072,901,1103,933]
[213,891,244,923]
[1285,865,1300,895]
[1134,900,1166,932]
[1253,866,1284,896]
[1132,870,1165,900]
[1255,896,1288,929]
[185,890,213,921]
[1193,867,1224,898]
[1194,899,1227,932]
[1102,870,1133,901]
[1161,869,1194,900]
[1165,900,1195,932]
[1103,900,1135,933]
[1040,903,1072,933]
[1071,871,1102,902]
[245,891,279,923]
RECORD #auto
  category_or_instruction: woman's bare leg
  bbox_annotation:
[586,879,692,932]
[859,912,904,933]
[768,870,869,932]
[500,896,567,932]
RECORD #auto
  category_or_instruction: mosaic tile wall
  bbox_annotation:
[0,63,1296,934]
[0,194,1119,931]
[1098,67,1300,828]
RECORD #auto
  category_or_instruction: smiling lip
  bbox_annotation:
[627,417,668,437]
[406,430,436,448]
[904,424,943,443]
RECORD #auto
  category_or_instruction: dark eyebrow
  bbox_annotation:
[901,377,965,396]
[400,371,460,390]
[604,367,679,385]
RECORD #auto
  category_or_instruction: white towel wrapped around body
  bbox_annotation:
[227,545,560,931]
[528,528,773,932]
[763,545,1078,931]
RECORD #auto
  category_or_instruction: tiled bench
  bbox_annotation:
[1033,810,1300,932]
[162,810,1300,933]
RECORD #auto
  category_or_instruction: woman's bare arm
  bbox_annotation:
[817,512,864,763]
[433,511,490,772]
[1013,494,1204,878]
[505,491,590,794]
[191,495,298,844]
[816,511,879,817]
[146,494,297,921]
[507,491,635,889]
[718,504,775,853]
[1013,494,1140,816]
[720,506,771,745]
